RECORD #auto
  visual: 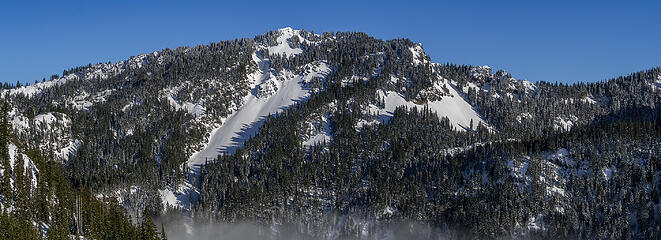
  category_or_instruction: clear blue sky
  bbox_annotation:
[1,0,659,85]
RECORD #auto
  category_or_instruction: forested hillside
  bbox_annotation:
[0,104,166,239]
[1,28,659,239]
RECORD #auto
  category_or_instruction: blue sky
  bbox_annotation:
[1,0,659,85]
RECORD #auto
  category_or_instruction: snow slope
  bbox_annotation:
[158,182,198,212]
[424,82,487,130]
[187,51,320,167]
[368,80,486,131]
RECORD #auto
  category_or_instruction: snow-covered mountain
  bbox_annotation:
[1,27,491,175]
[2,27,660,239]
[188,28,486,168]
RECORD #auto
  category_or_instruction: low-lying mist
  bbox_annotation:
[156,213,454,240]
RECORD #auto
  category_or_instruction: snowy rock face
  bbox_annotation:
[267,27,304,57]
[470,65,496,81]
[9,110,76,162]
[465,65,537,97]
[409,44,429,66]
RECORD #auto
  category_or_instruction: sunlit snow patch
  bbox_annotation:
[267,27,304,57]
[365,79,487,131]
[187,54,331,167]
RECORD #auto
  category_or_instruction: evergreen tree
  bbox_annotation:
[140,210,161,240]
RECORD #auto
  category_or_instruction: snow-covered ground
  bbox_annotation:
[162,83,206,117]
[651,74,661,90]
[158,182,198,212]
[64,89,114,111]
[602,166,617,180]
[267,27,304,57]
[55,140,81,162]
[302,113,332,147]
[187,50,322,167]
[5,75,76,98]
[186,28,328,167]
[4,143,39,192]
[366,79,486,131]
[553,116,578,131]
[581,95,597,104]
[516,112,533,123]
[9,110,76,163]
[409,44,428,66]
[3,52,151,99]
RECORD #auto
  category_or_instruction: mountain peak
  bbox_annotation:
[267,27,304,57]
[277,27,298,35]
